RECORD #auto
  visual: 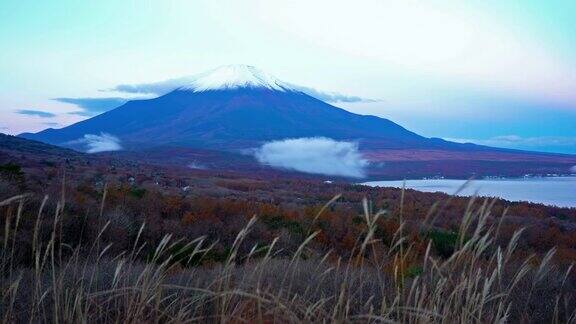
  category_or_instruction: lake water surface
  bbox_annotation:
[363,177,576,208]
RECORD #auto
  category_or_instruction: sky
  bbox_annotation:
[1,0,575,153]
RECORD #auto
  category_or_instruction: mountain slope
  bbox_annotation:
[20,65,438,151]
[0,133,82,158]
[22,87,468,150]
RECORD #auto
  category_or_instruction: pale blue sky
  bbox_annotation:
[1,0,575,153]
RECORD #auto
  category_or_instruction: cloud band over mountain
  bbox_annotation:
[109,77,377,103]
[54,97,129,116]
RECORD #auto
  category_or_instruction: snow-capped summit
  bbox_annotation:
[180,64,294,92]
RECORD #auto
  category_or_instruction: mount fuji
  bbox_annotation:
[19,65,576,178]
[20,65,440,150]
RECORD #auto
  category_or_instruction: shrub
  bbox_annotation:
[427,229,459,258]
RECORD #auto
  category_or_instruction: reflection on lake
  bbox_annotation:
[363,177,576,208]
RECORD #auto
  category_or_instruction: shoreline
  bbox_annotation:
[362,176,576,208]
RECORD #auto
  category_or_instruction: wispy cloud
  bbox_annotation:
[54,97,128,116]
[42,122,60,127]
[16,109,56,118]
[188,161,207,170]
[67,111,95,117]
[110,76,194,96]
[110,76,377,103]
[70,133,123,153]
[255,137,368,178]
[284,83,379,103]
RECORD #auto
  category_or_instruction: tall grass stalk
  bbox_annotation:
[1,191,575,323]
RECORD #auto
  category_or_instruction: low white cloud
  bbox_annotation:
[76,133,123,153]
[254,137,368,178]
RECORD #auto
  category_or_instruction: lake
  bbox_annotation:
[363,177,576,208]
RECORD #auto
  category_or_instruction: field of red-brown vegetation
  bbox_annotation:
[2,133,576,322]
